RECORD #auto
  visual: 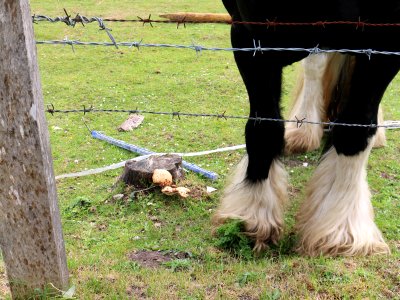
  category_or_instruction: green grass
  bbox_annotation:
[1,0,399,299]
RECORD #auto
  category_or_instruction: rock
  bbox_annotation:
[206,186,217,194]
[118,114,144,131]
[112,194,124,201]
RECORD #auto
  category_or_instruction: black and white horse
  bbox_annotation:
[213,0,400,256]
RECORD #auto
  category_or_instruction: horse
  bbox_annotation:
[285,53,387,154]
[213,0,400,256]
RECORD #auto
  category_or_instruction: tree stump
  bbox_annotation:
[121,154,185,186]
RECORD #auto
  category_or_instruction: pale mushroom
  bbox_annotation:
[152,169,173,187]
[161,186,191,198]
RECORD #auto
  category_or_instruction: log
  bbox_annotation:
[159,12,231,23]
[121,154,185,186]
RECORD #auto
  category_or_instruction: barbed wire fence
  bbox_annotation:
[32,10,400,130]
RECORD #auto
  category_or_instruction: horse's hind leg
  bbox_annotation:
[285,53,345,154]
[296,55,399,256]
[285,53,386,154]
[373,106,386,148]
[213,27,303,252]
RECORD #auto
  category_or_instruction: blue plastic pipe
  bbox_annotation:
[91,130,218,180]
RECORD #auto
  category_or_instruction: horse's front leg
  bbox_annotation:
[296,55,399,256]
[213,28,297,252]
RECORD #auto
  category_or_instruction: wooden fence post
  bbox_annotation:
[0,0,69,298]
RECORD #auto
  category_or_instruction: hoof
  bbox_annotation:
[284,124,323,154]
[212,157,288,253]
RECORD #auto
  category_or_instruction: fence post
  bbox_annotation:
[0,0,69,298]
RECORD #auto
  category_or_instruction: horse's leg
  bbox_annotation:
[285,53,332,154]
[213,26,304,252]
[296,55,400,256]
[373,106,386,148]
[285,53,346,154]
[285,53,386,154]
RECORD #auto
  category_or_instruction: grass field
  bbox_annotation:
[1,1,399,299]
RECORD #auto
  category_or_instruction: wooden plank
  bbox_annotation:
[0,0,69,298]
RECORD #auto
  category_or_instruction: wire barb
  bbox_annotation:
[356,17,365,31]
[138,15,153,27]
[217,111,227,120]
[63,8,73,26]
[176,16,187,29]
[191,40,202,55]
[74,13,85,27]
[83,105,93,115]
[253,40,264,56]
[313,21,326,28]
[266,18,277,30]
[46,104,55,115]
[62,36,75,53]
[253,112,263,126]
[363,49,373,60]
[172,111,181,120]
[129,107,140,114]
[309,45,322,55]
[32,14,38,24]
[295,116,306,128]
[328,119,336,131]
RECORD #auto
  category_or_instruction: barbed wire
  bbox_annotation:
[35,39,400,58]
[33,9,119,47]
[32,12,199,28]
[44,105,400,129]
[32,11,400,52]
[34,11,400,131]
[32,11,400,28]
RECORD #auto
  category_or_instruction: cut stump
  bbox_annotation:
[121,154,185,186]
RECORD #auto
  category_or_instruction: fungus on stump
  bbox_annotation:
[121,154,185,186]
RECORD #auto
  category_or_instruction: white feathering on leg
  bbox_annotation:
[285,54,330,153]
[373,106,387,148]
[296,142,389,256]
[212,156,288,252]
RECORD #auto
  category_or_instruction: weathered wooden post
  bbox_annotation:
[0,0,69,298]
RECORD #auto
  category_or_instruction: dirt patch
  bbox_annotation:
[380,172,396,180]
[126,285,147,299]
[285,158,304,168]
[285,157,318,168]
[395,240,400,251]
[239,294,257,300]
[0,267,10,297]
[128,250,191,268]
[188,185,207,199]
[288,185,301,198]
